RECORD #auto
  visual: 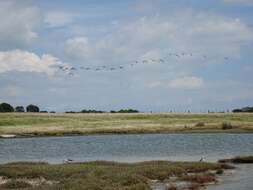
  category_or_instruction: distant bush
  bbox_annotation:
[221,122,233,130]
[40,111,48,113]
[26,104,40,112]
[0,102,14,112]
[65,111,77,113]
[81,109,105,113]
[233,106,253,113]
[15,106,25,112]
[232,109,242,113]
[195,122,205,127]
[117,109,139,113]
[219,156,253,164]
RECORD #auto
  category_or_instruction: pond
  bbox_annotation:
[0,134,252,163]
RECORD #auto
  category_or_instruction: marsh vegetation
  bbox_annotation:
[0,161,232,190]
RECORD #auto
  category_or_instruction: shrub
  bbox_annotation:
[0,102,14,112]
[15,106,25,112]
[26,104,40,112]
[221,122,233,130]
[232,106,253,113]
[232,109,242,113]
[118,109,139,113]
[81,109,104,113]
[66,111,77,113]
[40,111,48,113]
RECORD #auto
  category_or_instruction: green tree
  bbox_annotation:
[26,104,40,112]
[0,103,14,112]
[15,106,25,112]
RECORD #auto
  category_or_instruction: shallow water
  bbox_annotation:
[208,164,253,190]
[0,134,252,163]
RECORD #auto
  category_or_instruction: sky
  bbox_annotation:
[0,0,253,112]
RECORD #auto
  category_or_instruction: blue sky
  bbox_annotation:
[0,0,253,112]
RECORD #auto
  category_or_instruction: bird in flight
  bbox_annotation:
[56,51,231,76]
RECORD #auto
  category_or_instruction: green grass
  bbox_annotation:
[0,113,253,137]
[0,161,230,190]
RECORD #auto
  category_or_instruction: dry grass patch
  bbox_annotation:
[1,113,253,136]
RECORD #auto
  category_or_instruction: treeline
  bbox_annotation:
[0,102,41,113]
[110,109,139,113]
[232,106,253,113]
[66,109,139,114]
[0,102,139,113]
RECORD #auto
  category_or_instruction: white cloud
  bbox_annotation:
[0,50,63,75]
[168,76,204,89]
[44,11,75,27]
[64,37,92,60]
[0,1,41,48]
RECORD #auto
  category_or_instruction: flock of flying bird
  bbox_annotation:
[56,51,230,76]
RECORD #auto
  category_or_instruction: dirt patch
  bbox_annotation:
[0,176,9,185]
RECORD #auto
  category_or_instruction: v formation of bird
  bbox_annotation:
[56,52,230,76]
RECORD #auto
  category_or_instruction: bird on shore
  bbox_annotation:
[199,157,205,162]
[63,159,74,163]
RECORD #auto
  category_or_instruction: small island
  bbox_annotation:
[0,159,236,190]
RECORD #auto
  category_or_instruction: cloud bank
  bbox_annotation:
[0,50,62,75]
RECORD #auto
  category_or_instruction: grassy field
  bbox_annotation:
[0,113,253,137]
[0,160,232,190]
